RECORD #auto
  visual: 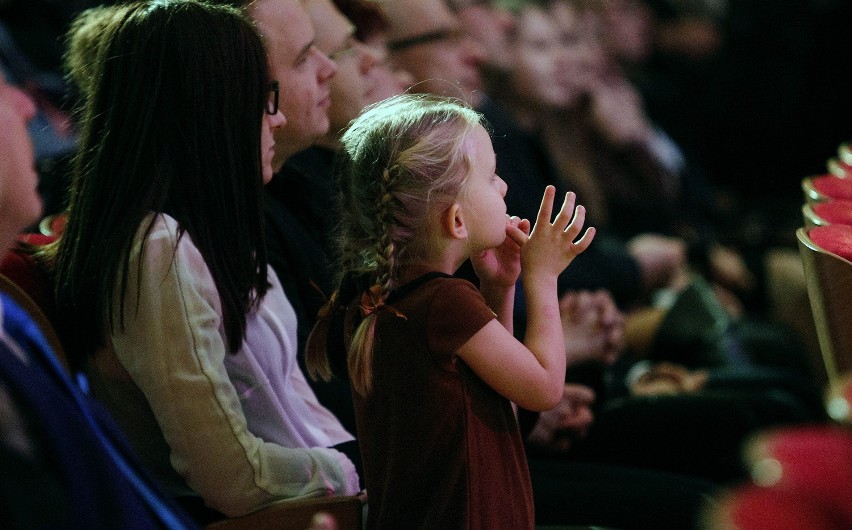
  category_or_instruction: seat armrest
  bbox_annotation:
[206,493,366,530]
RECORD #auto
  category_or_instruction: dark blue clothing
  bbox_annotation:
[0,293,196,529]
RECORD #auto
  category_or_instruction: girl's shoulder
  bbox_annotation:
[429,277,490,311]
[420,277,495,356]
[390,272,472,302]
[391,274,486,314]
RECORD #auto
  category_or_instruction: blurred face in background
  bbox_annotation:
[451,0,515,71]
[383,0,485,107]
[0,75,41,244]
[360,32,414,106]
[307,0,379,144]
[549,1,606,107]
[250,0,337,167]
[599,0,654,65]
[509,5,573,110]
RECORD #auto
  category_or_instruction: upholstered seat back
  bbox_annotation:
[803,199,852,227]
[803,174,852,203]
[797,226,852,384]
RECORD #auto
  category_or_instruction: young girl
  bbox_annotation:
[307,94,595,529]
[50,0,358,519]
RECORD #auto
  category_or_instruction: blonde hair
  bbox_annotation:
[306,93,483,395]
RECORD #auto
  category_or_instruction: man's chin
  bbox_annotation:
[273,127,329,167]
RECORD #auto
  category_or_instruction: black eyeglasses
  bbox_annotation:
[387,28,465,52]
[266,81,279,115]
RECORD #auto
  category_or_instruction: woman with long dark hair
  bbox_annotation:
[50,0,358,518]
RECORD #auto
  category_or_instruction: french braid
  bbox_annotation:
[305,94,484,395]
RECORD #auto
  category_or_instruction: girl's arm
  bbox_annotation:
[110,215,359,517]
[457,188,595,411]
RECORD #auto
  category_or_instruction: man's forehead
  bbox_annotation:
[308,0,354,51]
[249,0,316,67]
[251,0,314,49]
[383,0,459,41]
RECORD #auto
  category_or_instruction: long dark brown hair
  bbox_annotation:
[53,0,271,366]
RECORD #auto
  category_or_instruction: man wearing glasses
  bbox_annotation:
[382,0,486,108]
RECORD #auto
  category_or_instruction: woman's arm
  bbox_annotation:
[110,215,358,517]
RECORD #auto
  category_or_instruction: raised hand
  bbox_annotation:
[523,186,596,278]
[588,77,652,147]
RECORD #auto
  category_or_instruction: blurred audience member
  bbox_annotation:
[0,59,196,530]
[264,0,411,433]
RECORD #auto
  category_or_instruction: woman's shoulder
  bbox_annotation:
[137,212,179,241]
[132,213,193,251]
[130,213,207,272]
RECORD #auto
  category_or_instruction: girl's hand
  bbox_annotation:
[523,186,595,278]
[471,215,530,290]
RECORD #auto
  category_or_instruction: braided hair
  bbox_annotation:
[306,94,483,395]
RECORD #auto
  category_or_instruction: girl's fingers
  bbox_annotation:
[506,215,532,236]
[563,205,586,239]
[529,187,595,259]
[505,222,529,246]
[571,227,596,254]
[552,192,577,232]
[535,185,556,228]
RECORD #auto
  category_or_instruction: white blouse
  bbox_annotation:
[88,213,358,517]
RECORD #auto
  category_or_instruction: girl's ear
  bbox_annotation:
[443,202,469,240]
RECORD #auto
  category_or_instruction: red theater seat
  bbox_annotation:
[802,199,852,227]
[797,226,852,384]
[709,426,852,530]
[803,174,852,202]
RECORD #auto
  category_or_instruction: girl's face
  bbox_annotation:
[261,104,286,184]
[510,7,569,109]
[459,124,508,252]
